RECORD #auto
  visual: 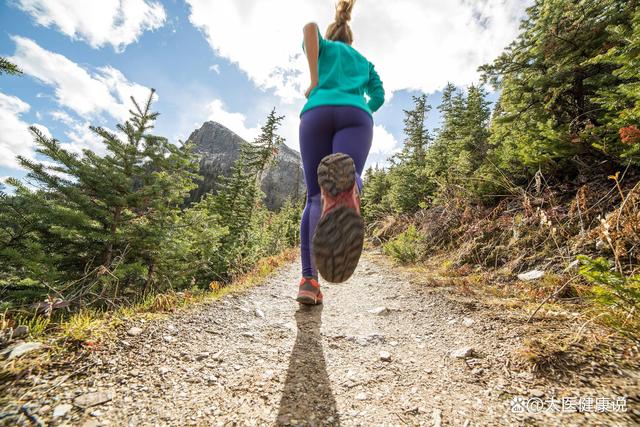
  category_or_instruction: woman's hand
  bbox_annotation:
[305,81,318,98]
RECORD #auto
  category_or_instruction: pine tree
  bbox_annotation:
[427,84,466,184]
[208,108,285,278]
[387,95,435,213]
[0,182,54,291]
[480,0,636,176]
[361,165,392,221]
[0,57,21,76]
[7,90,199,298]
[591,5,640,163]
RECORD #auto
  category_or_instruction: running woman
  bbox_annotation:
[297,0,385,305]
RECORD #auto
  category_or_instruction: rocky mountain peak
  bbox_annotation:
[187,121,305,210]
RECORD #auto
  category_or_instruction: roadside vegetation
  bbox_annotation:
[362,0,640,349]
[0,86,301,380]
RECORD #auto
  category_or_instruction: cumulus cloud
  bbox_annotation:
[206,99,261,141]
[50,110,106,156]
[186,0,530,102]
[9,36,153,123]
[0,92,49,169]
[370,125,400,155]
[14,0,166,52]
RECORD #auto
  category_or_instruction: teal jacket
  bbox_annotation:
[301,28,385,117]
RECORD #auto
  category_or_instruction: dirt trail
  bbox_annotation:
[10,250,639,426]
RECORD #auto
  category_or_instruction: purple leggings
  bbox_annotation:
[299,105,373,278]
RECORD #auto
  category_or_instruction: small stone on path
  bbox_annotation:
[255,308,265,319]
[530,388,545,398]
[451,346,475,359]
[356,392,368,401]
[53,403,73,418]
[127,327,143,336]
[433,409,442,427]
[462,317,475,327]
[74,391,113,408]
[367,306,388,315]
[379,351,392,362]
[162,335,175,343]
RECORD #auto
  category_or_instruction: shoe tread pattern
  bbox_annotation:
[313,153,363,283]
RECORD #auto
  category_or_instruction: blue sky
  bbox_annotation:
[0,0,530,184]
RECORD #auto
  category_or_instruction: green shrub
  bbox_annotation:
[578,255,640,326]
[383,224,424,264]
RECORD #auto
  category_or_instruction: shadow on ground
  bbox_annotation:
[276,304,340,426]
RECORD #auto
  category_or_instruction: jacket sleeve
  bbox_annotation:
[366,62,385,113]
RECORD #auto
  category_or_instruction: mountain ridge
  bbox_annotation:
[187,121,305,210]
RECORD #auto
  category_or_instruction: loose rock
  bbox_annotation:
[451,346,475,359]
[433,409,442,427]
[12,325,28,339]
[379,351,392,362]
[517,270,545,281]
[5,341,43,360]
[52,403,73,418]
[462,317,475,327]
[367,307,388,315]
[195,352,209,361]
[73,391,113,408]
[127,327,143,336]
[356,392,368,401]
[530,388,545,398]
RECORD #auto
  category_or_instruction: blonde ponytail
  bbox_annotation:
[326,0,356,44]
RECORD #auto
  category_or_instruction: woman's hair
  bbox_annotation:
[325,0,356,44]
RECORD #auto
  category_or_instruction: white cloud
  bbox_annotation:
[50,111,105,156]
[209,64,221,74]
[205,99,261,141]
[15,0,166,52]
[370,125,400,155]
[186,0,530,101]
[9,36,153,123]
[0,92,51,169]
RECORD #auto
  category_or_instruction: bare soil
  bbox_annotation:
[3,250,639,426]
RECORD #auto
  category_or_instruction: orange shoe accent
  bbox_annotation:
[299,277,320,288]
[297,277,323,305]
[321,184,360,217]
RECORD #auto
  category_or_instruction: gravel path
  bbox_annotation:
[9,250,639,426]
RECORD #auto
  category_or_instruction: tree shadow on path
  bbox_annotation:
[276,304,340,426]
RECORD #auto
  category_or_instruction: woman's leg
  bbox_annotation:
[299,107,334,279]
[331,107,374,190]
[310,107,373,283]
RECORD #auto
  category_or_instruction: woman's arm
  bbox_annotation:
[366,63,385,112]
[303,22,320,98]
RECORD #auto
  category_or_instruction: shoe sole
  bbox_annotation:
[296,294,323,305]
[313,153,364,283]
